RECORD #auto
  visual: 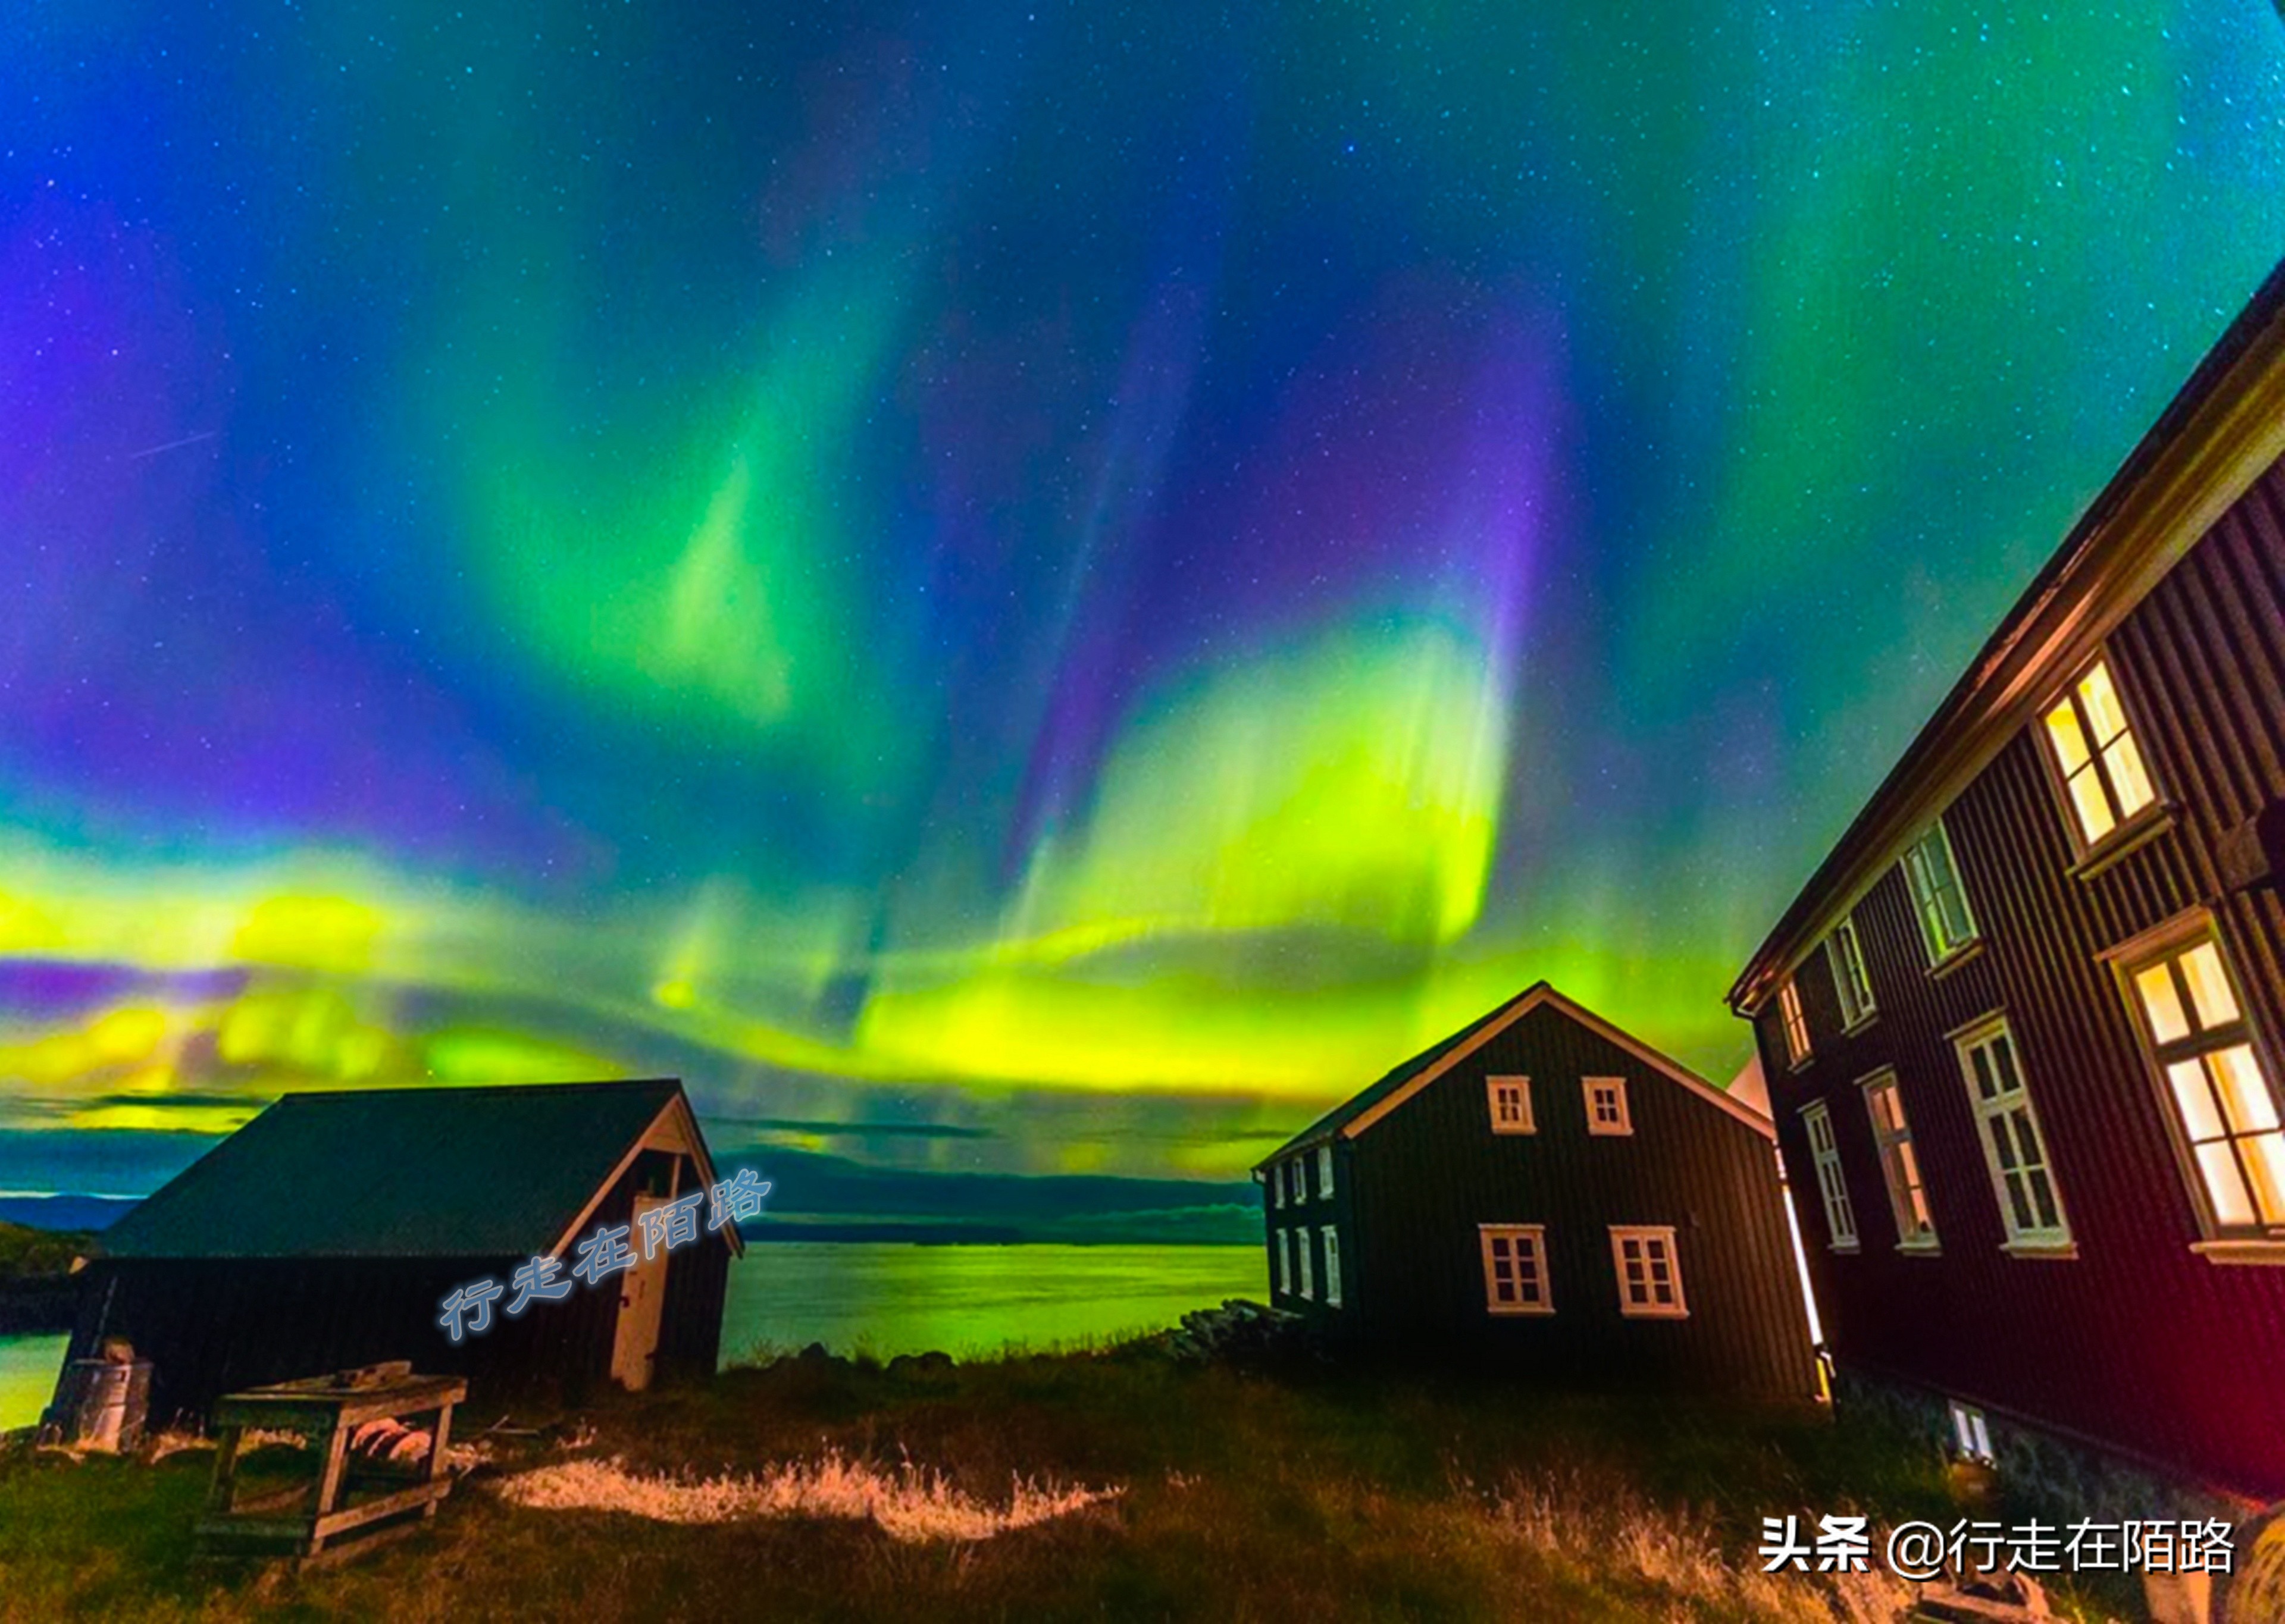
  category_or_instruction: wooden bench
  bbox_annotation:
[196,1364,467,1565]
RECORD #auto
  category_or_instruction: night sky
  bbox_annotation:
[5,2,2285,1198]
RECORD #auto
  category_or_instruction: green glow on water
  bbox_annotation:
[0,1335,65,1432]
[718,1243,1267,1362]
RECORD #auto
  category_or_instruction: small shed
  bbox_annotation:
[60,1077,743,1427]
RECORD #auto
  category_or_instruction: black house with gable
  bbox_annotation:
[1256,982,1817,1398]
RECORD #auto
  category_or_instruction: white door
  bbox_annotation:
[610,1193,671,1391]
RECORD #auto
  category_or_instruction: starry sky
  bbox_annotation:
[5,2,2285,1205]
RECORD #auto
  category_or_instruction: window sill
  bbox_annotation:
[2190,1239,2285,1266]
[1896,1241,1942,1257]
[1487,1305,1557,1318]
[1620,1308,1691,1321]
[2069,804,2178,882]
[1841,1012,1879,1038]
[1927,938,1986,982]
[1828,1242,1861,1256]
[1785,1054,1814,1074]
[2000,1240,2078,1261]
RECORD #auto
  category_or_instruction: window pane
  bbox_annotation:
[2003,1170,2034,1231]
[1971,1045,1997,1101]
[2197,1142,2256,1227]
[1987,1117,2020,1172]
[2028,1168,2059,1231]
[2045,701,2092,772]
[2181,943,2241,1029]
[2137,964,2191,1044]
[2209,1046,2279,1134]
[2067,769,2116,841]
[2168,1059,2227,1142]
[2244,1133,2285,1225]
[2103,734,2156,819]
[1991,1035,2022,1094]
[2079,662,2129,743]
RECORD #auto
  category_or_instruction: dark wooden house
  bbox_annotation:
[1255,982,1818,1399]
[1729,256,2285,1509]
[61,1078,742,1427]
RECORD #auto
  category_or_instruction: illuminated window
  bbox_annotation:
[1778,979,1812,1067]
[1902,819,1979,964]
[2042,658,2157,846]
[1487,1076,1535,1134]
[1610,1227,1687,1318]
[1584,1077,1632,1136]
[1828,916,1877,1029]
[1861,1071,1936,1250]
[1322,1226,1342,1307]
[1478,1224,1551,1315]
[1955,1017,2070,1250]
[1297,1230,1314,1300]
[1316,1144,1335,1199]
[1949,1400,1995,1464]
[2126,932,2285,1239]
[1802,1100,1859,1251]
[1275,1229,1290,1293]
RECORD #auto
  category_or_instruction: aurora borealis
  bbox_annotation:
[5,2,2285,1200]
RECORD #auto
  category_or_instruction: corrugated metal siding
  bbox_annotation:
[1319,1002,1815,1397]
[1763,455,2285,1497]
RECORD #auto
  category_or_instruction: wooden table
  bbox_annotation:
[196,1368,467,1563]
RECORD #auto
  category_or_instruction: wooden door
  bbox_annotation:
[611,1194,671,1391]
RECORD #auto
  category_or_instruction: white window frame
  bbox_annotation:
[1801,1099,1859,1252]
[1901,818,1979,965]
[1609,1225,1688,1319]
[1827,916,1877,1030]
[1949,1399,1995,1465]
[1954,1014,2072,1252]
[2118,924,2285,1243]
[1477,1224,1552,1315]
[1290,1157,1307,1206]
[1583,1077,1632,1136]
[1321,1225,1342,1307]
[2040,656,2159,851]
[1272,1162,1286,1209]
[1296,1228,1314,1299]
[1860,1069,1937,1250]
[1316,1143,1335,1199]
[1486,1075,1535,1134]
[1777,978,1812,1068]
[1275,1228,1291,1293]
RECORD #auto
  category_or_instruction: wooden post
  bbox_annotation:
[204,1425,244,1519]
[306,1422,351,1553]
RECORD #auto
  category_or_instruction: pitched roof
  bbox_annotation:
[1729,253,2285,1018]
[101,1078,719,1261]
[1255,981,1771,1169]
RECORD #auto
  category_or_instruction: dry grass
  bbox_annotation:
[490,1449,1122,1541]
[1482,1472,1915,1623]
[1,1345,2066,1622]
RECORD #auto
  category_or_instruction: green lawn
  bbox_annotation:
[0,1343,2102,1622]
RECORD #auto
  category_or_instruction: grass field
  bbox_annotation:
[0,1341,2121,1622]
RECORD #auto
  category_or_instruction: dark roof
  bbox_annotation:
[1729,252,2285,1017]
[102,1079,691,1260]
[1255,985,1544,1167]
